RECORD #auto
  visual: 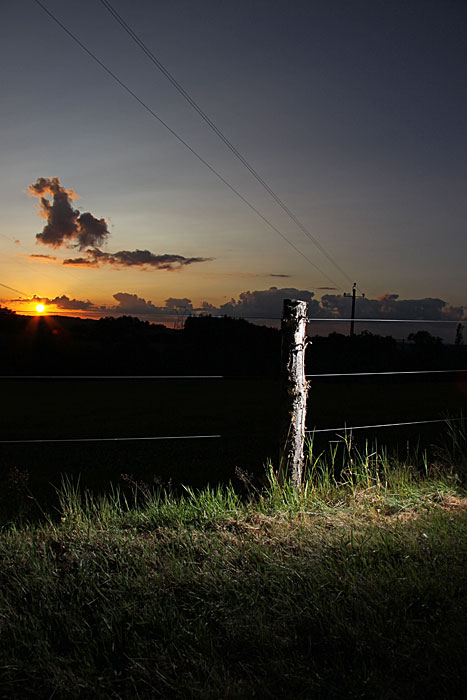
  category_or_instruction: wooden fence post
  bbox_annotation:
[280,299,309,490]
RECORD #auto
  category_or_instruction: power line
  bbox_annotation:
[32,0,343,290]
[99,0,355,289]
[0,282,29,297]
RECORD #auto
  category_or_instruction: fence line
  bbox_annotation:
[307,417,466,434]
[0,375,223,380]
[184,315,462,323]
[0,434,222,444]
[66,313,461,324]
[306,318,462,323]
[1,300,465,449]
[306,369,467,378]
[2,370,465,381]
[198,315,462,322]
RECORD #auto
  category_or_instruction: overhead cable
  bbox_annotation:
[0,282,29,297]
[32,0,342,290]
[99,0,355,288]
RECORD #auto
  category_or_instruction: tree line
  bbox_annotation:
[0,308,465,376]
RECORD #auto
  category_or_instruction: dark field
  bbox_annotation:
[1,374,465,497]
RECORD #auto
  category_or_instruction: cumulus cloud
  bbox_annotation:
[13,294,95,311]
[319,292,465,321]
[189,288,465,329]
[28,177,110,250]
[111,293,160,314]
[211,287,324,318]
[63,248,211,270]
[107,293,195,316]
[27,177,213,272]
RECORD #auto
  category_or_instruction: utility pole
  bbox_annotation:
[343,283,365,336]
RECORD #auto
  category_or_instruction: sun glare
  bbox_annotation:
[36,304,45,313]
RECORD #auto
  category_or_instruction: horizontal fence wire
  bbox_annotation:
[306,369,467,378]
[190,314,467,324]
[0,375,223,380]
[307,417,466,434]
[0,435,222,444]
[1,371,465,381]
[181,315,463,323]
[305,318,462,323]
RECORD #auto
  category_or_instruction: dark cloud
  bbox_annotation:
[108,293,194,316]
[190,288,466,331]
[319,292,465,321]
[214,287,322,318]
[13,294,95,311]
[28,177,110,250]
[28,177,213,272]
[165,297,194,312]
[270,274,291,278]
[63,248,211,270]
[24,254,57,261]
[111,293,160,314]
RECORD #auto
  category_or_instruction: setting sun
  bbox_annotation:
[36,304,45,313]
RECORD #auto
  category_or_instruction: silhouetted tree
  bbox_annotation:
[455,323,464,346]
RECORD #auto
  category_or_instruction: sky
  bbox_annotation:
[1,0,466,327]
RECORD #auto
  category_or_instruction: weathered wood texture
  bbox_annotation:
[280,299,309,489]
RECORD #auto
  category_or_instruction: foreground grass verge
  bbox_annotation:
[1,438,466,699]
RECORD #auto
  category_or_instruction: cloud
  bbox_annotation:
[27,177,213,272]
[208,287,324,318]
[13,294,95,311]
[319,292,465,321]
[270,274,292,278]
[63,248,211,270]
[111,293,160,314]
[22,254,58,262]
[191,288,466,326]
[9,285,465,334]
[107,293,194,316]
[28,177,110,250]
[165,297,194,312]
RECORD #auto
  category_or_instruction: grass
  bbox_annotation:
[0,430,466,699]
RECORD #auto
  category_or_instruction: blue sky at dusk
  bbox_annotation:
[1,0,466,323]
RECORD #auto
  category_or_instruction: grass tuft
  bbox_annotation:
[0,428,466,698]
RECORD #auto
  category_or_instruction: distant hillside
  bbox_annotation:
[0,308,465,376]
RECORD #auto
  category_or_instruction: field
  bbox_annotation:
[0,440,466,699]
[1,376,466,697]
[1,374,465,500]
